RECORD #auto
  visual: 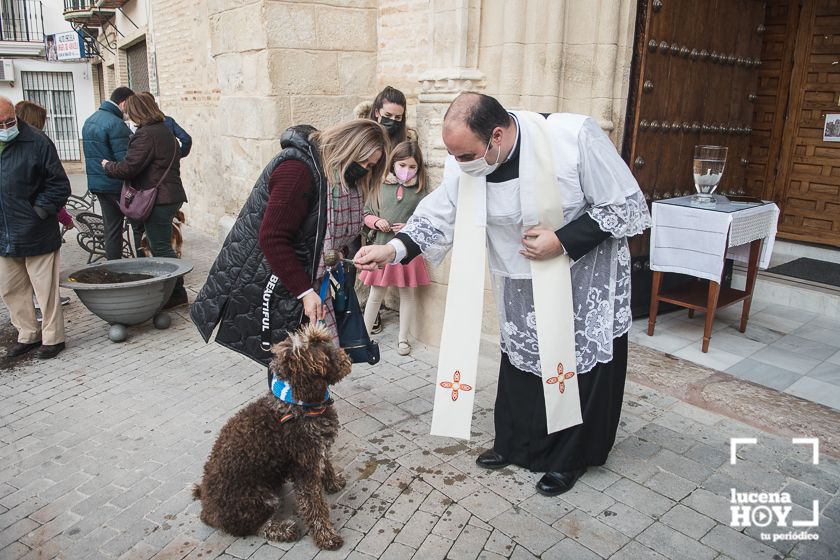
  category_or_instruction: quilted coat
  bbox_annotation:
[190,126,327,365]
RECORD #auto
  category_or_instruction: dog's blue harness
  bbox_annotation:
[271,375,330,407]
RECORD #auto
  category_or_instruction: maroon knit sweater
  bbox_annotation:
[258,160,315,297]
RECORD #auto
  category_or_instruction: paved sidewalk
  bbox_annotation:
[1,224,839,560]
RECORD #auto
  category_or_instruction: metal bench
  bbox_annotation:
[73,211,135,263]
[65,190,96,213]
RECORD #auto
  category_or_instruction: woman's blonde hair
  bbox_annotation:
[311,119,388,203]
[388,140,428,194]
[123,92,164,126]
[15,100,47,130]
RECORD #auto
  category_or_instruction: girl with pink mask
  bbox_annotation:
[360,141,430,355]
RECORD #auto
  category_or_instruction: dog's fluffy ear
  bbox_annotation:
[329,345,352,383]
[270,330,305,376]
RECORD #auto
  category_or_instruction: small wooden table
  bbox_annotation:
[646,196,779,353]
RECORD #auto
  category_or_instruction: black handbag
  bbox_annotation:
[320,264,380,365]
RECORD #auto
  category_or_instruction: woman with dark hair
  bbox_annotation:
[366,86,408,145]
[129,92,193,257]
[191,119,389,377]
[101,93,188,308]
[354,86,417,332]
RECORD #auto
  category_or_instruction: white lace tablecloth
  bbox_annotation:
[650,197,780,282]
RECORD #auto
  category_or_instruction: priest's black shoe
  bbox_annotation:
[476,449,510,470]
[536,468,586,496]
[6,340,40,357]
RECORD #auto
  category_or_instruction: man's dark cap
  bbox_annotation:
[110,87,134,104]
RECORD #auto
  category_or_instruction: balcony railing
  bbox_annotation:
[0,0,44,43]
[63,0,129,27]
[63,0,130,14]
[63,0,93,10]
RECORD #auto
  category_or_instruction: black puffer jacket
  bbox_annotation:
[191,126,327,365]
[0,120,71,257]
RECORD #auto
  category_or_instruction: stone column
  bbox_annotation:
[416,0,485,177]
[413,0,494,346]
[477,0,637,144]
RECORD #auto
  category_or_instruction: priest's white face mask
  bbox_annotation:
[458,136,503,177]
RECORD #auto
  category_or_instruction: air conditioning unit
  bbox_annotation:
[0,60,14,82]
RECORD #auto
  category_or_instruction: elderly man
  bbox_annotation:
[0,96,71,359]
[356,92,650,496]
[82,86,133,259]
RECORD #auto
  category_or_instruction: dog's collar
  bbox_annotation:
[271,375,330,407]
[279,406,328,424]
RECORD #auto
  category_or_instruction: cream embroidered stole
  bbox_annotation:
[430,112,583,440]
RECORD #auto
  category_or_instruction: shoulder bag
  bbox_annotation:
[319,263,380,365]
[118,146,177,222]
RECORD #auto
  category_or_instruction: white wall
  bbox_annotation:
[42,0,78,34]
[2,58,96,137]
[0,0,97,156]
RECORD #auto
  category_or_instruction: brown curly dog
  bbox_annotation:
[192,323,351,550]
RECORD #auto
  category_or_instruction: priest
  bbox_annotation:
[354,92,650,496]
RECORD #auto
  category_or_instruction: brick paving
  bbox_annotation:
[1,223,839,559]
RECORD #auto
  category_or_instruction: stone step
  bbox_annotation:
[732,265,840,320]
[730,239,840,319]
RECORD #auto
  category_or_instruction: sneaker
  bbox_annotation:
[162,287,189,310]
[36,342,65,359]
[371,312,383,334]
[6,340,41,357]
[397,340,411,356]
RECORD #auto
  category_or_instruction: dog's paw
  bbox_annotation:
[314,530,343,550]
[324,473,346,494]
[262,518,300,542]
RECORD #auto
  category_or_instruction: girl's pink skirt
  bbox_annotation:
[359,258,430,288]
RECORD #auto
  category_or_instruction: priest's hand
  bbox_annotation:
[521,227,566,260]
[302,292,326,323]
[354,244,395,270]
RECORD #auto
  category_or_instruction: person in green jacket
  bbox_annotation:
[359,141,430,356]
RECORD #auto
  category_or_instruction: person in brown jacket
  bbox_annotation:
[101,93,189,308]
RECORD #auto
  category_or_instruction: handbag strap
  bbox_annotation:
[152,145,178,190]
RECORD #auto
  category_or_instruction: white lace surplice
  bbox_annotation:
[402,117,651,376]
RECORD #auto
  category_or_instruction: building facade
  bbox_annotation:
[65,0,636,343]
[61,0,840,345]
[2,0,95,163]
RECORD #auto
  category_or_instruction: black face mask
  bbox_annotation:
[378,116,403,135]
[344,162,369,185]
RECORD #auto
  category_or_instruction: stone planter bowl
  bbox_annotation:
[60,258,193,341]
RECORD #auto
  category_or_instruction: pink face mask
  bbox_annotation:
[395,166,417,183]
